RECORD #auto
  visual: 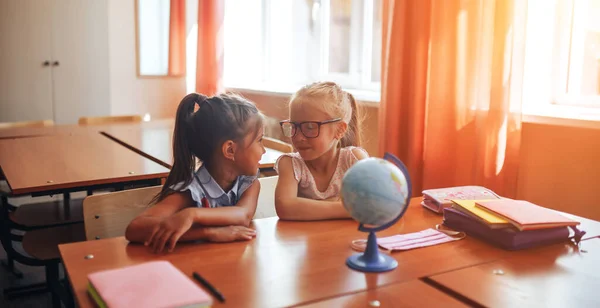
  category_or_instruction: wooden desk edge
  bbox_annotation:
[101,132,173,169]
[6,172,169,196]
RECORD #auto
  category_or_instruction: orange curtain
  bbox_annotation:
[196,0,224,96]
[168,0,186,76]
[379,0,527,198]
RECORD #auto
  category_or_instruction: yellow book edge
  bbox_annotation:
[87,283,108,308]
[451,200,512,227]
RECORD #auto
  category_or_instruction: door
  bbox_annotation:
[0,0,54,122]
[51,0,110,124]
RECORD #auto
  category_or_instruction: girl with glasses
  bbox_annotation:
[274,82,369,221]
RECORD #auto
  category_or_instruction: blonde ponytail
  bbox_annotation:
[340,92,361,147]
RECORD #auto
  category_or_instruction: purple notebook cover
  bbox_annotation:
[443,207,570,250]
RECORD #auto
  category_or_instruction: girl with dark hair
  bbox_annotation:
[126,93,266,253]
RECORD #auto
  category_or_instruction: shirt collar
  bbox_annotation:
[196,165,239,199]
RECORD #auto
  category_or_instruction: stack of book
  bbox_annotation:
[442,198,581,250]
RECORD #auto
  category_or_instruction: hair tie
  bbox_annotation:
[195,94,208,108]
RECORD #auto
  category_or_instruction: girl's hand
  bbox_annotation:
[146,208,194,253]
[206,226,257,242]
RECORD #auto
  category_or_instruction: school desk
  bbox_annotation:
[0,134,169,196]
[427,237,600,307]
[101,119,285,170]
[59,198,517,307]
[59,197,600,307]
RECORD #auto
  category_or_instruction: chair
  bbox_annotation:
[1,195,84,278]
[83,186,162,240]
[254,176,278,219]
[20,224,85,308]
[1,195,84,307]
[77,115,142,126]
[0,193,83,298]
[4,186,159,307]
[0,119,54,129]
[263,137,293,153]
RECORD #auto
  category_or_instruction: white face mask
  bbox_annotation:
[351,227,465,252]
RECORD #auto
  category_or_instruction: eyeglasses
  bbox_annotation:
[279,118,341,138]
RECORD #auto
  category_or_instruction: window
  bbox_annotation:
[559,0,600,106]
[523,0,600,113]
[137,0,171,76]
[223,0,382,94]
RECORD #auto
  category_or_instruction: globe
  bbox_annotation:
[341,153,412,272]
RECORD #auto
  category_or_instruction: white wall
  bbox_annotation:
[107,0,186,119]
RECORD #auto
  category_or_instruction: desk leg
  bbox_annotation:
[63,193,71,219]
[46,263,61,308]
[0,196,23,278]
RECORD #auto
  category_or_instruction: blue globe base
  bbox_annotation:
[346,232,398,273]
[346,253,398,272]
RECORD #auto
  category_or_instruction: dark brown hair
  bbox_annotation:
[152,93,263,203]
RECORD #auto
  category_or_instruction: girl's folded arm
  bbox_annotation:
[125,183,259,244]
[125,192,194,243]
[274,156,350,221]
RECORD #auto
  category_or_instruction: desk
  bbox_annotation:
[428,238,600,307]
[101,119,284,170]
[60,199,517,307]
[0,134,170,196]
[298,280,467,308]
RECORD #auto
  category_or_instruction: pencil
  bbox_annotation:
[192,272,225,302]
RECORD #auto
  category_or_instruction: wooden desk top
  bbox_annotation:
[101,119,284,169]
[60,199,517,308]
[428,238,600,307]
[0,134,170,195]
[298,279,468,308]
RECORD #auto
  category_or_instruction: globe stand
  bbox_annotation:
[343,153,411,273]
[346,231,398,272]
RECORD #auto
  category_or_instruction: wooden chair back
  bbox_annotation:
[263,137,293,153]
[78,115,142,125]
[83,186,161,240]
[0,120,54,129]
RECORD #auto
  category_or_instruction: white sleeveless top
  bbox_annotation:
[274,146,368,200]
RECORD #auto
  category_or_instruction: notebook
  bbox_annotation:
[87,261,212,308]
[421,186,501,214]
[451,200,512,229]
[475,200,580,231]
[443,207,571,250]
